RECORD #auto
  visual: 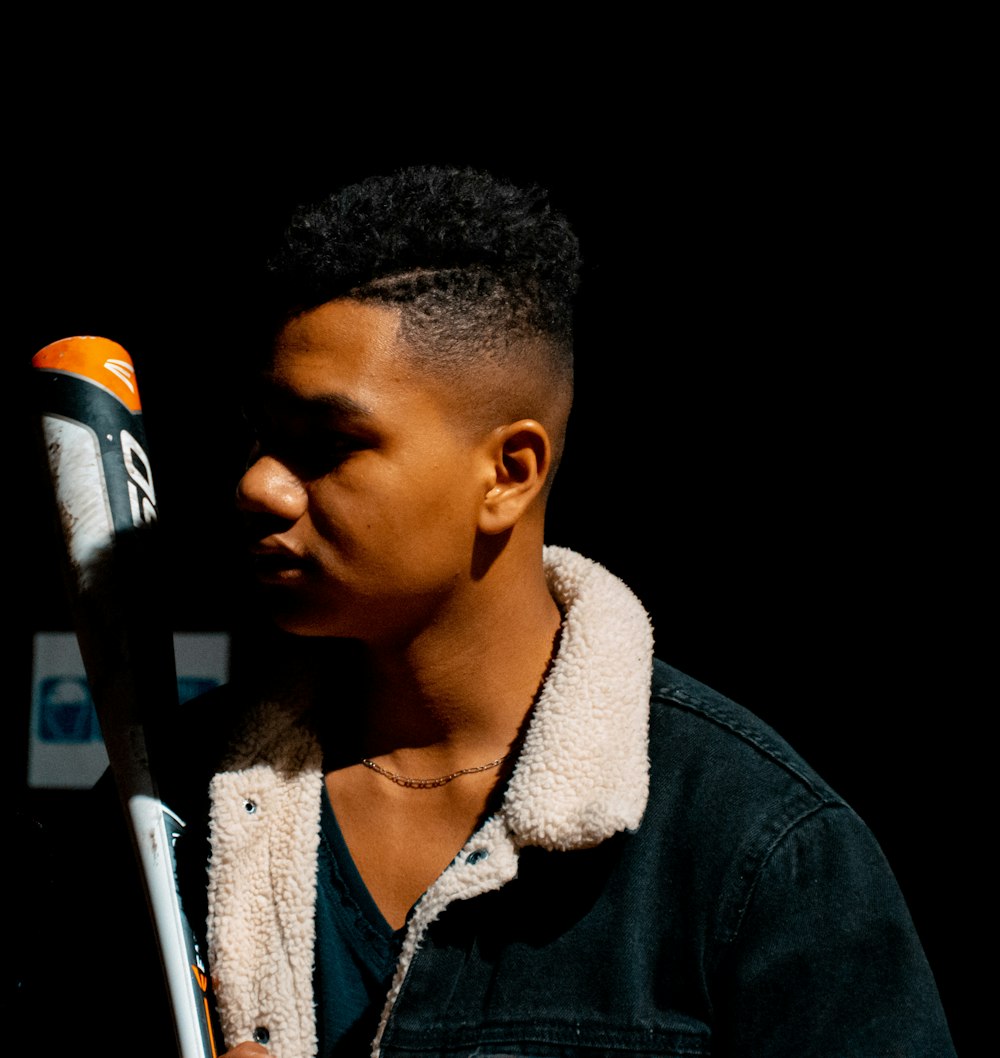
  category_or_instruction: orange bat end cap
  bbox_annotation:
[33,335,142,412]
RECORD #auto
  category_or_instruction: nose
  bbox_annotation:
[236,451,308,521]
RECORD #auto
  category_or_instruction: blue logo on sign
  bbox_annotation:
[37,676,222,743]
[37,678,100,743]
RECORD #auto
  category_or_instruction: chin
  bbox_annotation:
[268,610,351,638]
[272,603,377,641]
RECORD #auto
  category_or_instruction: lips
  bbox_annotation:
[247,546,311,583]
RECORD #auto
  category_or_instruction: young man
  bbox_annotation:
[195,166,953,1056]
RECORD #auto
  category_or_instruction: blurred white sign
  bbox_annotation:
[29,632,229,789]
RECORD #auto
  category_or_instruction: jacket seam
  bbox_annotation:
[724,799,850,945]
[651,688,832,801]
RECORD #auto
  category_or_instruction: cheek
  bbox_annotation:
[382,484,482,582]
[305,453,483,560]
[417,460,484,527]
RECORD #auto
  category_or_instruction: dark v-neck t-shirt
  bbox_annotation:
[314,785,405,1056]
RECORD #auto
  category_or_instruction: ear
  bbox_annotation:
[478,419,552,535]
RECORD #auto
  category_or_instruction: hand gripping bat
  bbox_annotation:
[32,336,219,1058]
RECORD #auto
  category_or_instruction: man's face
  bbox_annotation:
[237,298,491,643]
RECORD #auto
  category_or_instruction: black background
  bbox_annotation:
[11,29,973,1052]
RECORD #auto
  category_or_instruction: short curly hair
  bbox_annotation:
[267,165,581,353]
[268,169,575,404]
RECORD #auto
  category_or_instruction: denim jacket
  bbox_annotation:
[199,547,954,1057]
[367,658,956,1056]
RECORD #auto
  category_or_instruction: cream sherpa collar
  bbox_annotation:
[503,545,654,849]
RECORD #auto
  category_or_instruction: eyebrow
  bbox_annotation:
[255,379,375,424]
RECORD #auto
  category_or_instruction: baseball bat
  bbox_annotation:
[32,336,219,1058]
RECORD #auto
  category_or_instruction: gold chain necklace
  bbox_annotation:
[360,752,513,789]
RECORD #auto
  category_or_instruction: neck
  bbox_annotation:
[349,546,561,774]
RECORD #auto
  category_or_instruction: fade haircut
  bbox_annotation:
[265,165,582,465]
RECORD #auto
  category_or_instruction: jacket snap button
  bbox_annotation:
[252,1026,270,1044]
[466,848,489,865]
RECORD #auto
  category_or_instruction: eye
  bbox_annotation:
[299,432,365,472]
[240,397,374,478]
[246,422,366,478]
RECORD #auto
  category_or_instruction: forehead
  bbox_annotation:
[261,298,429,414]
[257,298,468,437]
[269,298,405,386]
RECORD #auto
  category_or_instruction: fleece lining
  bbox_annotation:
[206,546,655,1058]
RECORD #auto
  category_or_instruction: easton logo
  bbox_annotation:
[103,357,136,393]
[120,429,157,526]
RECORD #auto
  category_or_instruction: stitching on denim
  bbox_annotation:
[725,800,851,943]
[386,1013,712,1053]
[650,675,831,801]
